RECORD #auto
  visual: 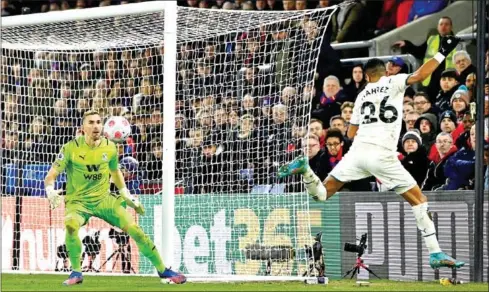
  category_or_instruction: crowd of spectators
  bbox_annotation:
[1,0,489,196]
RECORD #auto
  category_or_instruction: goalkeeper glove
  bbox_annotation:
[438,35,460,57]
[45,185,62,210]
[120,187,145,215]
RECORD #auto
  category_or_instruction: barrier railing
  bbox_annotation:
[331,40,376,56]
[331,33,487,57]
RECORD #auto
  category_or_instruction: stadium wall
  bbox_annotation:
[1,192,487,282]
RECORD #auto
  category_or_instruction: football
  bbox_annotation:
[103,116,132,143]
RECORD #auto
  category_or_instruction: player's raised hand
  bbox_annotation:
[120,188,145,215]
[45,185,62,210]
[439,35,460,57]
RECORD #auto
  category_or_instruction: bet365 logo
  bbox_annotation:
[84,164,102,181]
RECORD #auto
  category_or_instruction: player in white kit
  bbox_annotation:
[278,36,464,270]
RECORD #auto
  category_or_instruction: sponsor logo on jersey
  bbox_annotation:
[85,164,102,181]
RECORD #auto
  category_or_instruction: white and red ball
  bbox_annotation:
[103,116,131,143]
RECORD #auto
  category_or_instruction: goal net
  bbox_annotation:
[1,2,337,279]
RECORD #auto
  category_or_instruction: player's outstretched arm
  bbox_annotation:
[44,167,63,210]
[406,35,460,86]
[110,168,145,215]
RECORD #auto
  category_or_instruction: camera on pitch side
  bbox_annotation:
[344,233,367,257]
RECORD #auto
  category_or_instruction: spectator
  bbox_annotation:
[407,0,447,23]
[403,102,415,121]
[423,132,457,191]
[308,118,326,149]
[343,64,366,101]
[453,51,476,85]
[340,102,354,125]
[405,111,420,131]
[413,91,437,115]
[386,56,405,76]
[394,16,456,99]
[266,0,283,10]
[24,116,55,163]
[450,89,470,122]
[303,133,329,182]
[312,75,345,128]
[266,104,291,177]
[439,110,457,135]
[399,130,428,187]
[465,73,476,101]
[222,1,236,10]
[330,115,348,138]
[193,134,232,194]
[231,114,263,192]
[435,68,461,112]
[271,22,296,92]
[295,0,307,10]
[255,0,267,11]
[324,128,371,191]
[323,128,348,175]
[2,131,19,165]
[442,125,478,190]
[330,0,367,58]
[414,113,438,152]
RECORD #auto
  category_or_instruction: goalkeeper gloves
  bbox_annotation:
[438,35,460,57]
[120,187,145,215]
[45,185,62,210]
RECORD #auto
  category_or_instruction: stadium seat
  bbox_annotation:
[4,163,18,195]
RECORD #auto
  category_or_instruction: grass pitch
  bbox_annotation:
[1,274,487,291]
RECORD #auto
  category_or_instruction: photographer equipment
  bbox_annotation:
[302,232,325,282]
[100,228,135,274]
[82,231,101,273]
[244,243,295,276]
[342,233,380,279]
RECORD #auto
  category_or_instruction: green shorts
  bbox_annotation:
[65,194,134,230]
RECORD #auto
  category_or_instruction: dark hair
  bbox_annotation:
[440,16,453,25]
[364,58,386,78]
[325,128,344,143]
[330,115,346,126]
[414,91,430,102]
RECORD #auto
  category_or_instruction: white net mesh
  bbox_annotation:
[1,5,336,277]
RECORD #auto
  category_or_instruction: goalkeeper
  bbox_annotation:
[44,110,186,286]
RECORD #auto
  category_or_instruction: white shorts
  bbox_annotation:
[329,142,417,194]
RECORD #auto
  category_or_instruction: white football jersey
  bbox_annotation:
[350,73,410,151]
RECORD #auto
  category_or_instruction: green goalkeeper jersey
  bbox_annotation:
[52,136,119,205]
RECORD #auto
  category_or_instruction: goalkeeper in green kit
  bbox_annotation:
[44,110,186,286]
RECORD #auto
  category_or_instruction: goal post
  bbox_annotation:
[1,1,339,281]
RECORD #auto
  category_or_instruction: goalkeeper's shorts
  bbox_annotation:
[329,142,417,195]
[65,194,135,229]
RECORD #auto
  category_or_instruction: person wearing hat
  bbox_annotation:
[386,56,406,76]
[439,110,457,134]
[414,112,438,152]
[450,88,470,121]
[435,68,461,112]
[399,130,429,187]
[423,132,458,190]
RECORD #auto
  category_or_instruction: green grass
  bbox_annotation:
[1,274,487,291]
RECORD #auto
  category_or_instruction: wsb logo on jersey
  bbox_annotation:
[84,165,102,181]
